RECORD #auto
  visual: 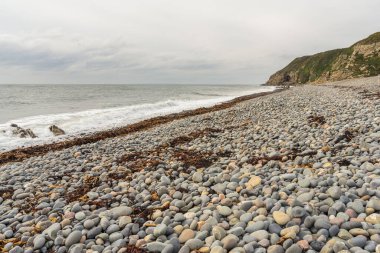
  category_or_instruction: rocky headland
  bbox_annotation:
[0,76,380,253]
[267,32,380,86]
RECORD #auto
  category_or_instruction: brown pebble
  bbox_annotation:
[297,240,309,250]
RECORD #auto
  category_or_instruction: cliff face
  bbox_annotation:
[266,32,380,85]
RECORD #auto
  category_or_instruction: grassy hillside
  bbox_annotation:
[267,32,380,85]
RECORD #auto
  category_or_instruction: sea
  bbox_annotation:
[0,84,275,151]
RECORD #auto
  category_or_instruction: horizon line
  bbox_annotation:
[0,83,264,86]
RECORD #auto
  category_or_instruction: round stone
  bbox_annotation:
[221,234,239,250]
[110,206,133,219]
[9,246,23,253]
[268,245,284,253]
[119,216,132,227]
[285,244,302,253]
[298,178,311,188]
[109,232,123,243]
[75,211,86,221]
[245,176,262,189]
[291,207,306,218]
[366,213,380,224]
[217,206,232,216]
[314,218,331,229]
[192,172,203,183]
[65,230,82,248]
[347,236,367,248]
[297,192,314,203]
[326,186,342,200]
[273,211,290,225]
[83,219,95,229]
[240,213,253,223]
[33,235,46,249]
[185,239,204,250]
[212,226,226,240]
[179,229,195,243]
[251,230,269,241]
[153,224,168,237]
[210,246,226,253]
[147,242,167,252]
[368,199,380,211]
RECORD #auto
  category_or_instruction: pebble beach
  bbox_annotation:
[0,76,380,253]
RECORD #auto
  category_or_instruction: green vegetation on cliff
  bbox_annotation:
[267,32,380,85]
[354,32,380,45]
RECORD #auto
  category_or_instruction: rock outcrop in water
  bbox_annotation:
[266,32,380,85]
[10,124,37,138]
[49,125,65,136]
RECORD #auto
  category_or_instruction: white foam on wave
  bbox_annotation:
[0,86,276,152]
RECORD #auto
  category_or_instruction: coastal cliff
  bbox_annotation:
[266,32,380,85]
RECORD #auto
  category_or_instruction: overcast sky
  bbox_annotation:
[0,1,379,84]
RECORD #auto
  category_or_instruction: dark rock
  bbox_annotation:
[303,216,315,228]
[329,225,340,237]
[291,206,306,218]
[49,125,65,136]
[285,244,302,253]
[347,236,367,248]
[11,124,37,138]
[268,223,282,234]
[310,241,324,251]
[314,218,331,229]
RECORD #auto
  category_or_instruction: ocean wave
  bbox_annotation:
[0,86,276,151]
[191,91,223,97]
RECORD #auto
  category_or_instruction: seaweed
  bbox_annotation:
[0,187,14,200]
[173,150,215,170]
[117,152,144,164]
[169,135,193,147]
[307,115,326,125]
[131,206,155,221]
[359,89,380,100]
[150,191,160,201]
[131,202,170,225]
[217,150,232,157]
[115,128,221,174]
[337,159,351,166]
[125,245,147,253]
[17,196,39,213]
[88,199,112,208]
[108,171,129,181]
[130,159,161,172]
[169,128,221,147]
[65,175,100,203]
[334,129,355,144]
[116,151,161,172]
[0,238,26,252]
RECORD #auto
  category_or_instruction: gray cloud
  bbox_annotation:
[0,0,379,84]
[0,40,78,70]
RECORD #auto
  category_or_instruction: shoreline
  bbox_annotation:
[0,76,379,252]
[0,88,284,166]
